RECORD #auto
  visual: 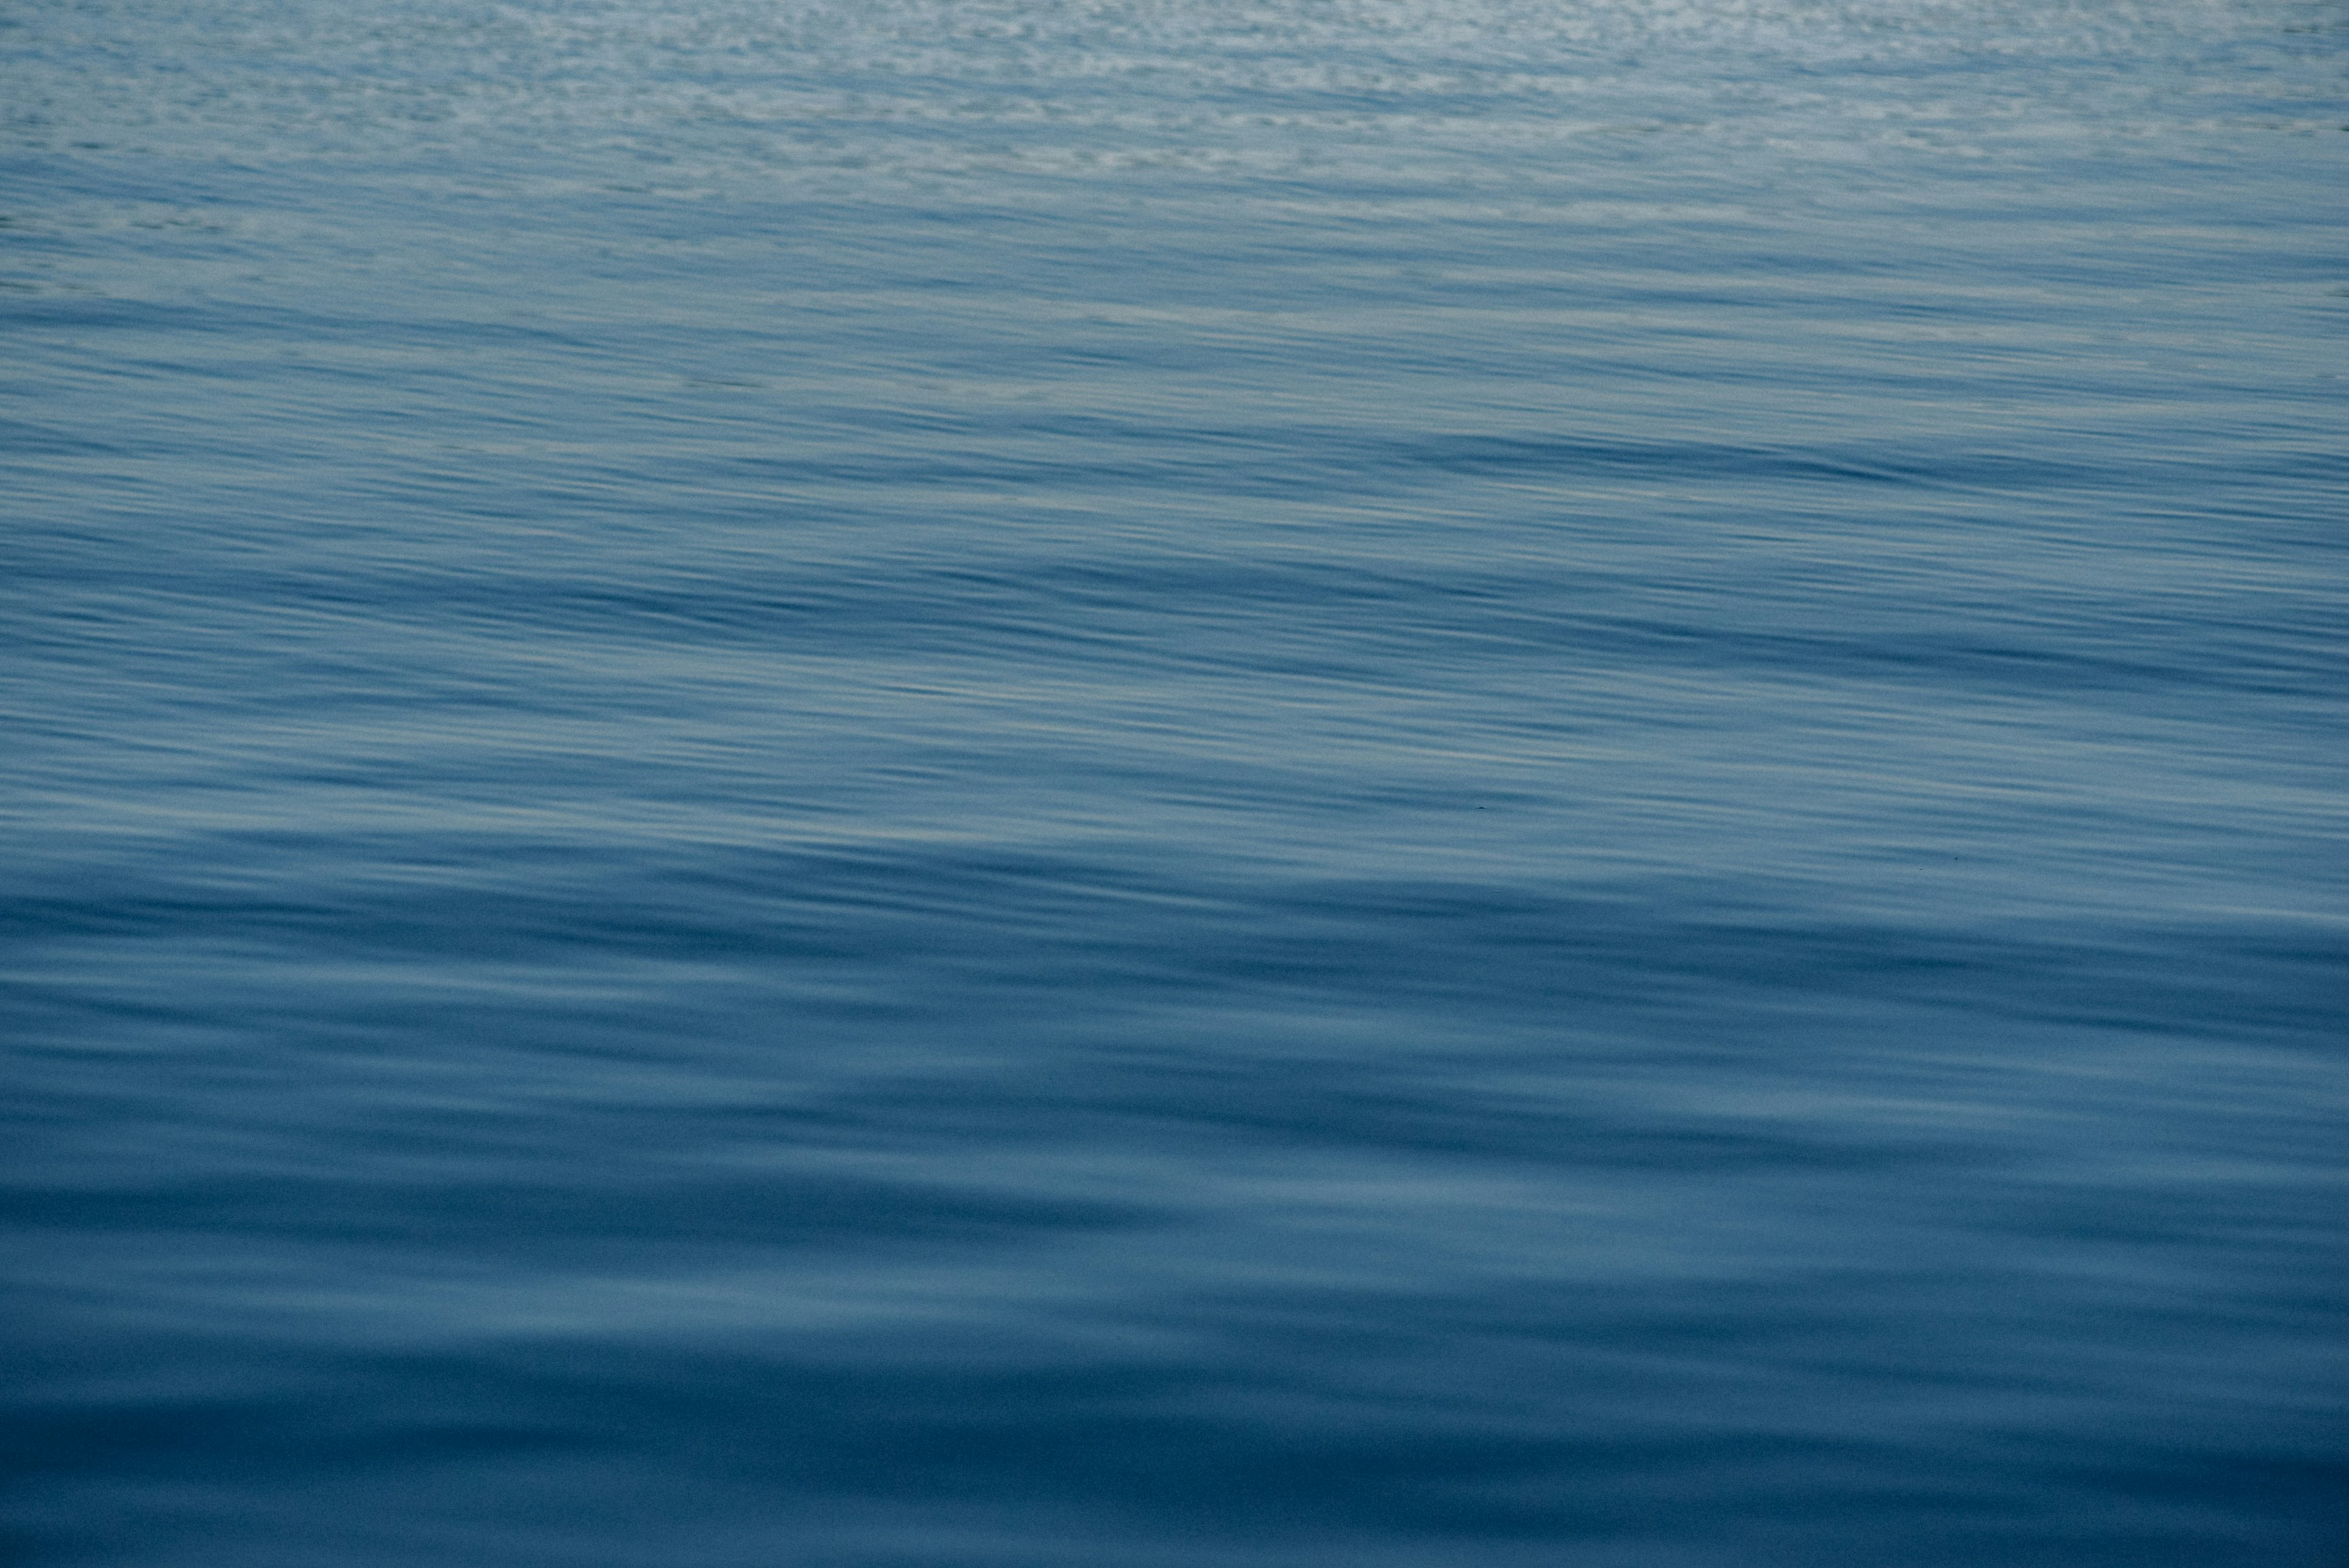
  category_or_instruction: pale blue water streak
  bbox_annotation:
[4,0,2346,1564]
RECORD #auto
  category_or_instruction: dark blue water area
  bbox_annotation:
[4,1,2347,1564]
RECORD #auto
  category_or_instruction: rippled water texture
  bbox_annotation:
[5,0,2346,1562]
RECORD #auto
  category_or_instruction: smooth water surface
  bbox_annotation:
[4,0,2346,1562]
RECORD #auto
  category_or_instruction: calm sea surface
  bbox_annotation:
[4,1,2345,1562]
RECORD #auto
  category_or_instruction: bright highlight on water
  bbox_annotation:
[4,0,2345,1563]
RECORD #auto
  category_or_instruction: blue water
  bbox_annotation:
[5,0,2346,1562]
